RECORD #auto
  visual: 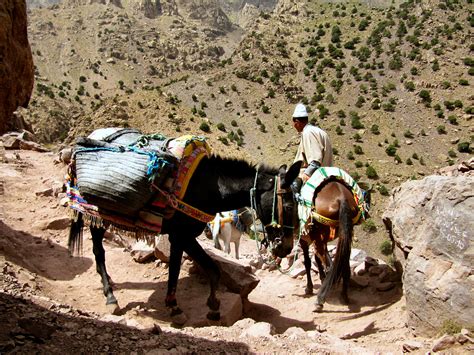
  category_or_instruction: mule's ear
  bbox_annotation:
[278,164,288,175]
[281,161,302,188]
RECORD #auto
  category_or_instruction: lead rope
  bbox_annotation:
[250,170,276,267]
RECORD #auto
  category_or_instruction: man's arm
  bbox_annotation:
[301,129,324,167]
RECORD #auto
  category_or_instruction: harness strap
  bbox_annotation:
[311,209,362,226]
[152,184,214,223]
[277,176,284,228]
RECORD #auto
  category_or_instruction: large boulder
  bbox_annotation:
[383,166,474,336]
[0,0,34,135]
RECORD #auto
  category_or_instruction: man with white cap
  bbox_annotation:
[291,103,333,200]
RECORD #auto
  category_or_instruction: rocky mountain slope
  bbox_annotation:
[22,0,474,258]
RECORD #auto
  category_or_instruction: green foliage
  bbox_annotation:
[439,319,462,336]
[448,149,457,158]
[350,112,364,129]
[199,122,210,132]
[385,145,397,156]
[217,123,226,132]
[404,81,415,91]
[363,219,377,233]
[378,184,389,196]
[419,90,432,104]
[379,240,392,256]
[370,124,380,135]
[457,142,471,153]
[366,165,378,179]
[437,125,447,134]
[447,115,458,125]
[354,145,364,155]
[388,53,403,70]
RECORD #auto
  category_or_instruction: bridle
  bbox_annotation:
[249,169,295,253]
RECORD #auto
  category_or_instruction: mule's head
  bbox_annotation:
[256,161,301,259]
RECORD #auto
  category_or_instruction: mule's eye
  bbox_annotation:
[269,178,273,183]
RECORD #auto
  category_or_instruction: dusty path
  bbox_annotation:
[0,150,438,353]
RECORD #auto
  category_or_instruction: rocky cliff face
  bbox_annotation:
[0,0,34,135]
[383,162,474,336]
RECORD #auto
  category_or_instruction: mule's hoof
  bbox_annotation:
[305,288,313,295]
[106,303,120,315]
[206,311,220,321]
[313,304,324,313]
[171,312,187,326]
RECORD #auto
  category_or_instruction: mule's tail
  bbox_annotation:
[317,199,353,304]
[68,212,84,256]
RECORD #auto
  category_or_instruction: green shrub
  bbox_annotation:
[217,123,226,132]
[363,219,377,233]
[447,115,458,125]
[385,145,397,156]
[370,124,380,134]
[404,81,415,91]
[439,319,462,335]
[437,125,447,134]
[354,145,364,155]
[419,90,431,104]
[199,122,210,132]
[379,240,392,256]
[355,161,363,168]
[378,184,389,196]
[457,142,471,153]
[366,165,378,179]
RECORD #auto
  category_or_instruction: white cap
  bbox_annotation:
[292,103,308,118]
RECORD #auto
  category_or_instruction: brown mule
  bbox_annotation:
[266,179,361,312]
[302,180,361,312]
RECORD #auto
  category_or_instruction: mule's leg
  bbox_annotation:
[300,239,313,295]
[165,237,187,324]
[234,239,240,259]
[182,237,221,321]
[314,254,326,282]
[90,226,119,313]
[222,224,232,255]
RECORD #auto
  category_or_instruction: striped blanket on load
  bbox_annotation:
[298,167,367,236]
[66,131,211,236]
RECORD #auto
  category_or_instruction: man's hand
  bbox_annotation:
[291,177,303,203]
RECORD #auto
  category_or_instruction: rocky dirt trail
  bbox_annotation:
[0,149,458,354]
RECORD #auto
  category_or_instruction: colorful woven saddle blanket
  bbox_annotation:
[298,167,368,235]
[66,128,211,236]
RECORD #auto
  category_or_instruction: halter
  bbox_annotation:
[250,169,297,272]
